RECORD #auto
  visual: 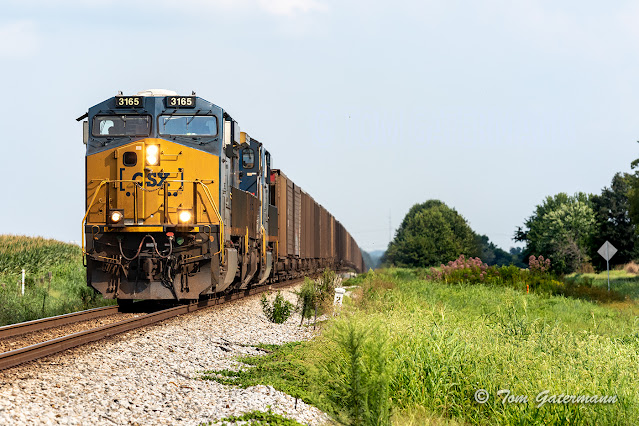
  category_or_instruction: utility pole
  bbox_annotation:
[388,210,392,244]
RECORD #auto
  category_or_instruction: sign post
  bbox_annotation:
[597,241,617,292]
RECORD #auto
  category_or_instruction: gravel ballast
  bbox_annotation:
[0,313,145,354]
[0,286,329,425]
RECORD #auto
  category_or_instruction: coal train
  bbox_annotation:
[79,89,363,301]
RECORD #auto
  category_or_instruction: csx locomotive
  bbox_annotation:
[79,89,363,301]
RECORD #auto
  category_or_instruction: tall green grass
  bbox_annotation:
[0,235,114,326]
[0,235,80,275]
[569,270,639,300]
[204,269,639,425]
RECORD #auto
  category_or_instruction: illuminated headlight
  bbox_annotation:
[146,145,160,166]
[109,209,124,224]
[178,210,192,223]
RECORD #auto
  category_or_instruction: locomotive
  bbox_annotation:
[79,89,363,302]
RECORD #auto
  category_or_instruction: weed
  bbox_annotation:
[208,408,303,425]
[297,278,318,324]
[319,317,392,425]
[295,269,340,324]
[201,342,318,404]
[261,292,294,324]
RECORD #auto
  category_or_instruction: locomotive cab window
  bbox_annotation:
[158,115,218,136]
[92,115,151,137]
[242,148,255,169]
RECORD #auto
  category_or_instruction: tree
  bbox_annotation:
[590,173,639,270]
[383,200,480,267]
[627,146,639,233]
[362,250,375,271]
[475,234,518,266]
[509,247,526,268]
[515,193,595,274]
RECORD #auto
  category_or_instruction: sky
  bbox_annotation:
[1,0,638,253]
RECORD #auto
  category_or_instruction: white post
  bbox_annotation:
[606,244,610,292]
[21,269,25,296]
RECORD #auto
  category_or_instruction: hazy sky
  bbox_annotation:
[1,1,638,253]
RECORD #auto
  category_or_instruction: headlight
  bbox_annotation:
[146,145,160,166]
[109,209,124,224]
[178,210,192,223]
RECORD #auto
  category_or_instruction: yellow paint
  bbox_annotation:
[105,226,165,233]
[86,139,220,227]
[261,225,266,261]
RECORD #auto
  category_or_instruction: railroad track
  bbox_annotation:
[0,279,302,371]
[0,305,120,340]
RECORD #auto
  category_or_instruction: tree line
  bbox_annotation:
[381,200,524,268]
[515,171,638,274]
[383,149,639,273]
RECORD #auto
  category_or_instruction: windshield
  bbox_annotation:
[158,115,218,136]
[93,115,151,137]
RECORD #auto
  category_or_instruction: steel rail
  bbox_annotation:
[0,305,120,340]
[0,278,302,371]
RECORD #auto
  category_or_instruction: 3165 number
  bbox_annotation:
[116,96,142,107]
[166,96,195,107]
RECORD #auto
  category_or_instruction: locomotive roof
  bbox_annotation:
[84,91,225,156]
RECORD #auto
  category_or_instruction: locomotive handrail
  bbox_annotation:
[193,180,225,263]
[81,179,225,263]
[261,225,266,262]
[82,179,109,255]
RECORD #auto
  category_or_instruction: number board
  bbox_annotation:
[166,96,196,108]
[115,96,143,108]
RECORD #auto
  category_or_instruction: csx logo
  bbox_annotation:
[119,168,173,190]
[131,172,170,187]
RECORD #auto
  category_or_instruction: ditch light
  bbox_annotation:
[109,209,124,225]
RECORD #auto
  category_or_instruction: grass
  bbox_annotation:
[203,268,639,425]
[202,342,318,402]
[569,269,639,300]
[202,408,305,425]
[0,235,114,326]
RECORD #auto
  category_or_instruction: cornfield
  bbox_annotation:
[0,235,114,326]
[0,235,81,276]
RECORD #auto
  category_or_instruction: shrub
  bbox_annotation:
[623,261,639,275]
[261,292,294,324]
[427,255,499,285]
[297,278,318,324]
[296,269,341,324]
[495,264,523,286]
[317,268,340,310]
[528,255,551,274]
[579,262,595,273]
